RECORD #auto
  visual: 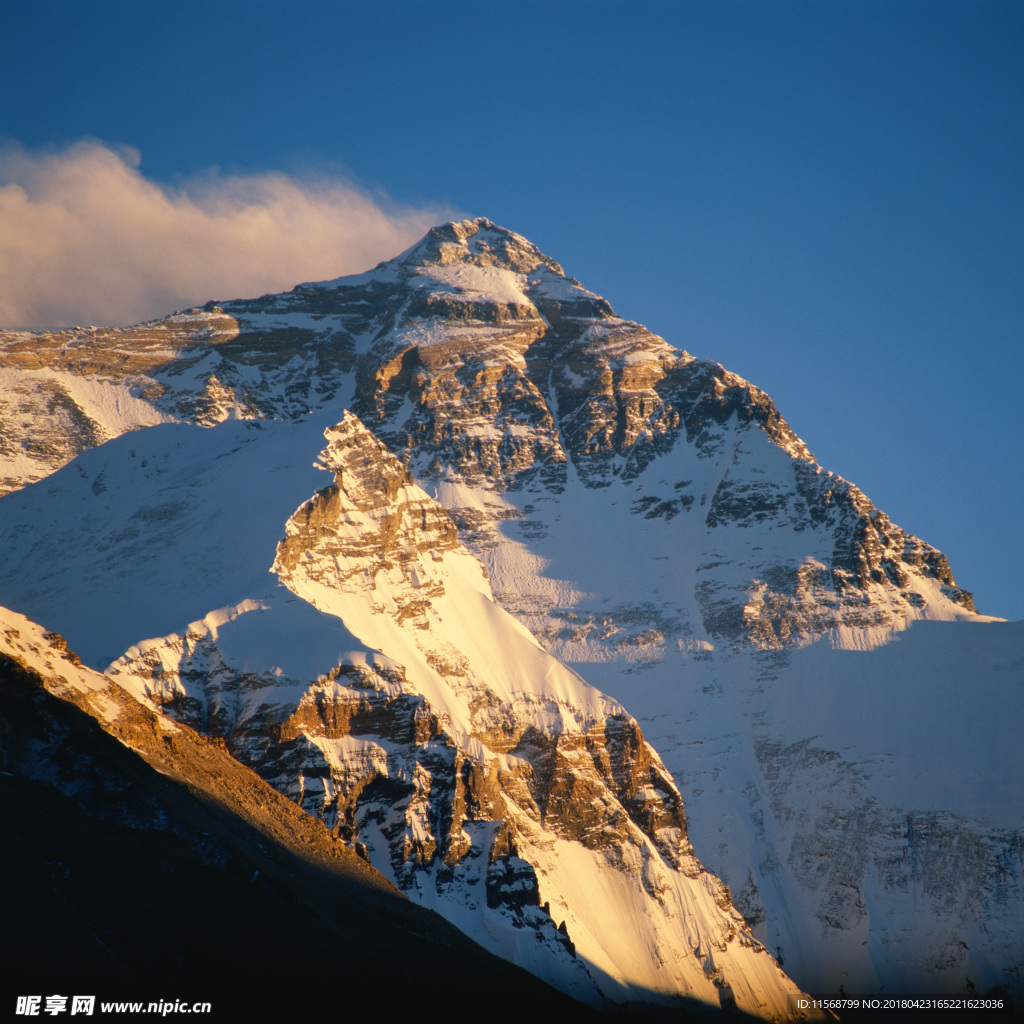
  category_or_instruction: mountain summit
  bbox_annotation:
[383,216,567,274]
[1,219,1020,1009]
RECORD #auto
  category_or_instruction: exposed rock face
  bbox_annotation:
[1,217,1018,1006]
[274,416,461,628]
[0,218,974,631]
[93,414,809,1017]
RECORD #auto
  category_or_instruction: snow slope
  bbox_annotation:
[0,411,815,1018]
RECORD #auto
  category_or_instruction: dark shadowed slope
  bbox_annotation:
[0,609,602,1023]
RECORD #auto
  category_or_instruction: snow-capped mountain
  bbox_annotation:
[2,217,1020,1007]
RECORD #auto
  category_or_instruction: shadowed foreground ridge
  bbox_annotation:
[0,625,601,1022]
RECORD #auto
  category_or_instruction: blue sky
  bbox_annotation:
[2,0,1022,619]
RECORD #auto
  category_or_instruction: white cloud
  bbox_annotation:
[0,140,457,329]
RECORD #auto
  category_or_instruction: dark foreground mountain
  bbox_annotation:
[1,608,608,1022]
[1,218,1019,1011]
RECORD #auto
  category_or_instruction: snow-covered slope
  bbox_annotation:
[0,412,812,1018]
[2,216,1020,1003]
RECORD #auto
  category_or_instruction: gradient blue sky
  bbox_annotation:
[2,0,1022,619]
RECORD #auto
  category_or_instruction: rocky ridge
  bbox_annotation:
[88,414,810,1017]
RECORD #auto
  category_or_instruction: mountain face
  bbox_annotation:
[0,415,806,1018]
[2,217,1020,1009]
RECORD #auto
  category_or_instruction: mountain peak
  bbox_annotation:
[393,217,565,276]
